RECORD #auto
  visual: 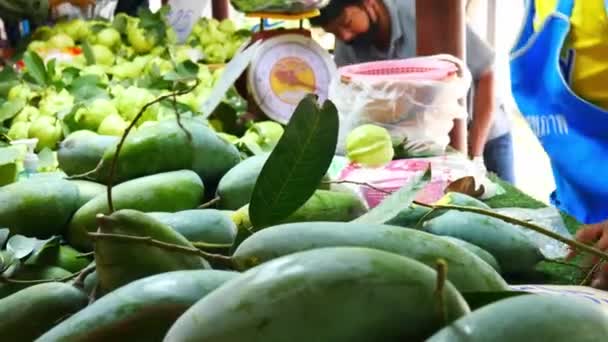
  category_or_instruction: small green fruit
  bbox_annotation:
[346,124,394,167]
[98,114,128,137]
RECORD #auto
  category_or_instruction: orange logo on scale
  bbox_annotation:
[270,57,317,105]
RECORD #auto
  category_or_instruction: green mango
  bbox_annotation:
[0,282,87,341]
[428,294,608,341]
[165,247,470,341]
[234,222,508,292]
[69,180,107,208]
[38,270,238,342]
[148,209,236,245]
[424,211,544,274]
[95,118,241,186]
[0,178,79,238]
[94,210,210,293]
[67,170,205,251]
[0,266,72,299]
[216,154,268,210]
[57,130,118,176]
[232,189,368,231]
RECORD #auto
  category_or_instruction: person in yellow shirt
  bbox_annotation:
[515,0,608,289]
[534,0,608,109]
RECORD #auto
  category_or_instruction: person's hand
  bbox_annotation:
[49,0,95,9]
[568,221,608,289]
[471,155,487,176]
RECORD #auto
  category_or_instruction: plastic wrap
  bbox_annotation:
[230,0,329,14]
[329,55,472,157]
[494,207,572,260]
[336,154,504,209]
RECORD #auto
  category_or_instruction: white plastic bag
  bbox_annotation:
[329,54,472,156]
[336,154,504,209]
[494,207,572,260]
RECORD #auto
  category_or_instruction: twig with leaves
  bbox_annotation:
[415,202,608,263]
[87,232,233,268]
[331,179,608,263]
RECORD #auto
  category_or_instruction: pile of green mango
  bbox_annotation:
[0,112,598,340]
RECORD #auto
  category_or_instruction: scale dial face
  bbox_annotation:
[248,34,337,124]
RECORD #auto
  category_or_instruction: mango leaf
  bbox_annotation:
[6,235,36,259]
[0,98,26,122]
[81,41,96,66]
[249,96,339,228]
[352,168,432,224]
[23,51,48,86]
[0,228,9,247]
[462,291,528,311]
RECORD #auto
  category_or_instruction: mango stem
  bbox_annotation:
[435,259,448,325]
[198,197,220,209]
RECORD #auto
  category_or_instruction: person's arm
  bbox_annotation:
[465,25,496,158]
[469,69,495,157]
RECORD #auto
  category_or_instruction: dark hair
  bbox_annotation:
[310,0,364,26]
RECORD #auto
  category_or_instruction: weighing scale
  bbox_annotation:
[200,9,337,124]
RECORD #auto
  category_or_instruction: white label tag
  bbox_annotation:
[166,0,210,43]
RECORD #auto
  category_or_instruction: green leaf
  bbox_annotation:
[210,102,242,135]
[138,6,168,43]
[81,41,96,66]
[68,75,108,103]
[60,104,84,136]
[163,61,198,83]
[0,147,21,165]
[38,148,56,169]
[6,235,37,259]
[0,250,19,275]
[24,237,61,267]
[0,98,26,122]
[46,58,57,81]
[112,13,129,34]
[249,96,339,229]
[176,60,199,79]
[23,51,48,86]
[0,229,9,247]
[462,291,528,311]
[0,67,19,98]
[352,168,432,224]
[90,23,108,34]
[60,67,81,87]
